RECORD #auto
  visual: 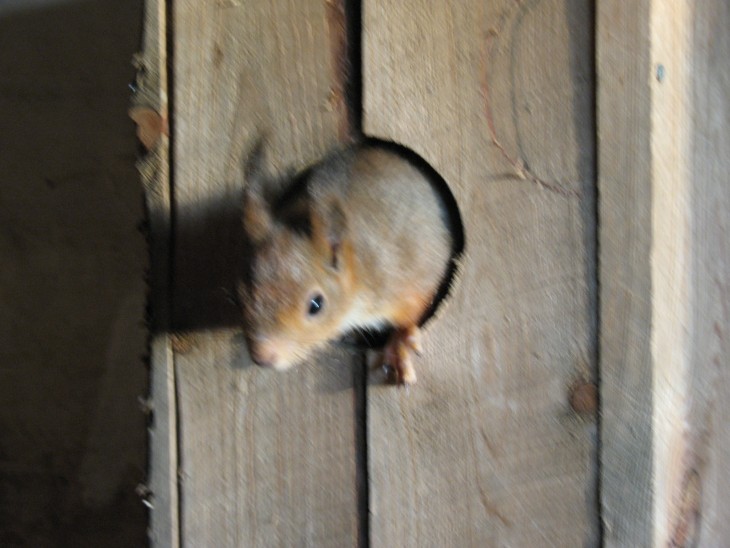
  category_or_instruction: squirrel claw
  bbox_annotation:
[384,327,420,385]
[403,326,423,356]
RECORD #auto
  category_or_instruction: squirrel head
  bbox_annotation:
[240,154,356,369]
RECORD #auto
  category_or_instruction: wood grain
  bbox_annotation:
[363,1,598,545]
[599,2,730,545]
[175,334,360,547]
[650,3,693,544]
[136,0,170,330]
[135,0,178,546]
[596,2,654,545]
[148,335,179,548]
[685,5,730,543]
[170,1,359,545]
[651,1,730,546]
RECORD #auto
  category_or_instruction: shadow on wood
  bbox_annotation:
[170,189,248,332]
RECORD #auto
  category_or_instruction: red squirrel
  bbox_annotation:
[239,139,458,384]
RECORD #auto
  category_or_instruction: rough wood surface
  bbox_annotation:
[149,335,179,548]
[136,0,170,330]
[685,4,730,542]
[596,2,654,545]
[651,2,730,546]
[650,3,694,544]
[135,0,178,546]
[685,3,730,542]
[363,1,598,545]
[599,2,730,545]
[170,1,359,546]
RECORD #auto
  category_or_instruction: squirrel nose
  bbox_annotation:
[250,342,278,368]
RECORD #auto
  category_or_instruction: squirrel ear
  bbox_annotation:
[243,134,267,183]
[243,189,272,244]
[312,199,348,270]
[242,136,273,244]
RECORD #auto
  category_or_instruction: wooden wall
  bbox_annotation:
[598,1,730,546]
[137,0,729,546]
[168,1,360,546]
[362,0,597,545]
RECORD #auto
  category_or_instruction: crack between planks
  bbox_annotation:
[344,0,363,141]
[354,352,370,548]
[163,0,183,545]
[341,0,368,545]
[590,0,604,544]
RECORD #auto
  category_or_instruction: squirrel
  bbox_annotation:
[238,139,459,385]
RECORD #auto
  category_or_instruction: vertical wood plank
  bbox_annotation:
[651,1,730,546]
[599,1,730,545]
[685,4,730,542]
[363,1,598,545]
[170,1,359,546]
[650,2,694,544]
[596,2,654,545]
[149,335,179,548]
[134,0,178,546]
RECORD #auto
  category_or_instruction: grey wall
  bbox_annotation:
[0,1,147,545]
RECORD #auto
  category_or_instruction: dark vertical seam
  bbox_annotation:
[346,0,363,140]
[354,352,369,548]
[591,0,604,544]
[345,0,368,545]
[164,0,183,545]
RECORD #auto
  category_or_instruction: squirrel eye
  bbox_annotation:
[308,293,325,316]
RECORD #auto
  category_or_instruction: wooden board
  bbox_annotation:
[173,334,360,546]
[596,3,654,545]
[598,1,730,545]
[148,335,179,548]
[134,0,178,546]
[363,1,598,545]
[146,0,730,544]
[169,1,360,545]
[684,4,730,543]
[650,3,694,544]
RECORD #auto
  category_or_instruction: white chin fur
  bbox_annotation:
[269,360,296,371]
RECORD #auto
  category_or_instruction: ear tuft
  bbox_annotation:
[243,190,272,244]
[243,134,268,184]
[242,136,273,244]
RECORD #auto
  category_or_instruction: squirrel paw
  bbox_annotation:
[384,326,421,385]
